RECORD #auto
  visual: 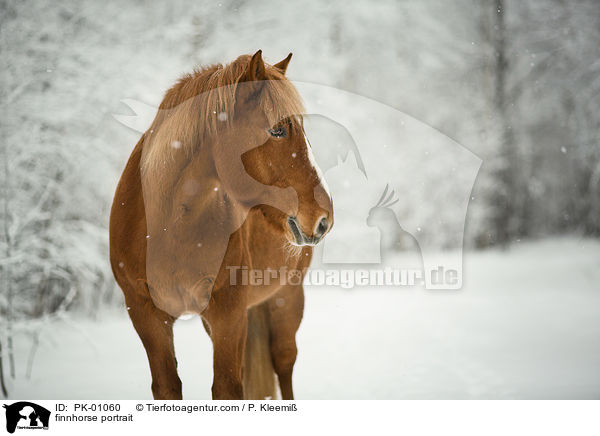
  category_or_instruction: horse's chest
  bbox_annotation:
[239,230,312,307]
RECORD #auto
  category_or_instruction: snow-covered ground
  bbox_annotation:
[8,238,600,399]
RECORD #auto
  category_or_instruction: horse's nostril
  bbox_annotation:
[316,217,329,237]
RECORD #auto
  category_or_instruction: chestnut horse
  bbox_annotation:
[109,51,333,400]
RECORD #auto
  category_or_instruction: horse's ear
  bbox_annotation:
[245,49,266,81]
[237,50,267,104]
[273,53,293,75]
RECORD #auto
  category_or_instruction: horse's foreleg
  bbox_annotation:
[203,288,248,400]
[267,285,304,400]
[125,285,182,400]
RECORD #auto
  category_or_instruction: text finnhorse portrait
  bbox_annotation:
[109,51,333,399]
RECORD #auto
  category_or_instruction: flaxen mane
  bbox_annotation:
[140,54,305,182]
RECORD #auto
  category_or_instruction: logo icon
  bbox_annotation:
[2,402,50,434]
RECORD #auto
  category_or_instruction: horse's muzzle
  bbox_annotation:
[287,215,330,246]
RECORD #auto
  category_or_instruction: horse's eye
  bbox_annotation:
[268,127,287,138]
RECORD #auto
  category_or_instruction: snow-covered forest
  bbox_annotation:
[1,0,599,398]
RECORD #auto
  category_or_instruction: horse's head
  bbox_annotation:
[213,51,333,247]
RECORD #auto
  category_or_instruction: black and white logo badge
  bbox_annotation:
[2,402,50,434]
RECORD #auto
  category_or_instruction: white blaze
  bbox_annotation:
[304,132,331,196]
